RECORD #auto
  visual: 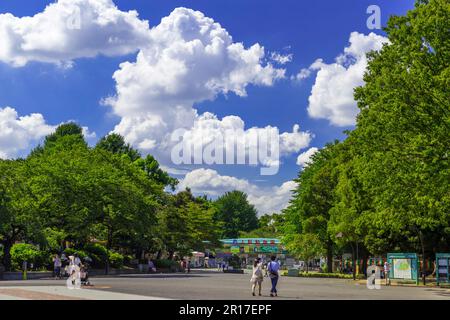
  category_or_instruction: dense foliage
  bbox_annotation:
[0,124,254,271]
[214,191,259,238]
[283,0,449,273]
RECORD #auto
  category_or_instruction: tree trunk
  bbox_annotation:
[168,250,174,260]
[156,249,162,260]
[105,228,113,275]
[1,240,13,272]
[326,239,333,273]
[362,250,368,279]
[356,242,359,276]
[419,230,426,285]
[350,243,356,280]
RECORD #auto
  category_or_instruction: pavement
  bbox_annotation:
[1,270,449,300]
[0,286,169,300]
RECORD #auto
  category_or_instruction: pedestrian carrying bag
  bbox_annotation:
[268,262,278,278]
[255,266,263,277]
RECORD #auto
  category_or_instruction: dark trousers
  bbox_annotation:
[270,276,279,293]
[54,267,61,277]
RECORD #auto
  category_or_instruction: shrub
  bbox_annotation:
[281,270,365,279]
[108,252,124,269]
[123,254,135,266]
[63,248,89,260]
[62,245,124,269]
[83,243,108,268]
[299,272,365,279]
[228,255,242,269]
[155,259,178,269]
[10,243,48,270]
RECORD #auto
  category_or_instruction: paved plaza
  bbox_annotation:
[0,270,449,300]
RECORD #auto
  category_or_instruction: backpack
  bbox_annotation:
[268,262,278,278]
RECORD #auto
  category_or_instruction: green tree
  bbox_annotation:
[134,155,178,190]
[282,143,340,273]
[284,233,324,273]
[0,160,41,271]
[214,191,258,238]
[350,0,450,260]
[239,213,284,238]
[96,133,141,162]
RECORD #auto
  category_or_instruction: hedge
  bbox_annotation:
[10,243,50,271]
[108,252,124,269]
[282,270,365,279]
[155,259,179,269]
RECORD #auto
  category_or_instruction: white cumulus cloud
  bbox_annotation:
[178,168,296,215]
[296,147,319,167]
[0,107,55,158]
[0,107,98,159]
[107,7,309,166]
[0,0,150,67]
[108,7,285,118]
[1,3,311,170]
[294,32,388,126]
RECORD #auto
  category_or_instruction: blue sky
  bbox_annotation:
[0,0,415,214]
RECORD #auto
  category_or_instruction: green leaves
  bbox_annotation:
[282,0,449,260]
[214,190,259,238]
[0,124,176,269]
[284,233,324,269]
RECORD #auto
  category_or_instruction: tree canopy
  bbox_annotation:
[282,0,450,272]
[214,190,259,238]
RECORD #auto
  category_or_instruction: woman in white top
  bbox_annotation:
[66,256,81,289]
[250,258,264,296]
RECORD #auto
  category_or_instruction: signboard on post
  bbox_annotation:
[387,253,419,285]
[436,253,450,285]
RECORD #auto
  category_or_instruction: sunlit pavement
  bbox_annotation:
[0,286,168,300]
[1,270,449,300]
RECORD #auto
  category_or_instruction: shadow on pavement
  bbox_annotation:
[114,274,204,279]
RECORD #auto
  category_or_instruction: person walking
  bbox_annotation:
[250,258,264,296]
[180,259,187,273]
[267,256,280,297]
[383,261,390,286]
[66,256,81,289]
[148,259,156,273]
[53,254,62,279]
